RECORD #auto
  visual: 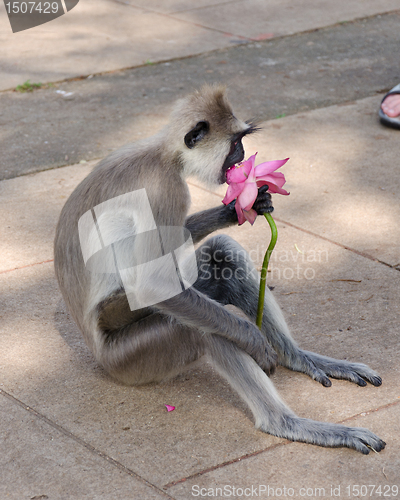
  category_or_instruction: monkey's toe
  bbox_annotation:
[369,375,382,386]
[320,377,332,387]
[356,377,367,387]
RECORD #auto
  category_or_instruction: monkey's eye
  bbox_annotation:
[184,121,210,149]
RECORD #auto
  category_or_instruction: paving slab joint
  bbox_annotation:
[0,388,175,499]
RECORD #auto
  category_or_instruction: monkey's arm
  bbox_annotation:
[185,186,274,244]
[155,287,276,374]
[185,203,237,244]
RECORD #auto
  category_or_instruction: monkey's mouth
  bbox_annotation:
[220,153,245,183]
[220,163,236,184]
[220,139,246,184]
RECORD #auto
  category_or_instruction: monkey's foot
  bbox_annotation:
[260,415,386,454]
[284,349,382,388]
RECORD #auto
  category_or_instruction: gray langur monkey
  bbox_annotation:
[54,84,385,454]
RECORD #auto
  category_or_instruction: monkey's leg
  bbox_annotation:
[206,335,385,454]
[97,313,205,385]
[195,235,382,387]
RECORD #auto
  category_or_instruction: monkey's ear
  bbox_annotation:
[184,121,210,149]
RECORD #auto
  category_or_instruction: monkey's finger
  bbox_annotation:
[258,185,269,194]
[254,203,274,215]
[262,363,276,377]
[254,347,278,376]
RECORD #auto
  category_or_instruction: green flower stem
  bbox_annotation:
[256,213,278,329]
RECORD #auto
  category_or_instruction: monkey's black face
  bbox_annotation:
[219,137,245,184]
[219,124,258,184]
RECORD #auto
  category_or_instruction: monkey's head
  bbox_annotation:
[167,85,257,186]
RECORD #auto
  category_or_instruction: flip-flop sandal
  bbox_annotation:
[379,84,400,130]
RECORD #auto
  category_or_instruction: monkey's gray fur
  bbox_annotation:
[54,85,385,454]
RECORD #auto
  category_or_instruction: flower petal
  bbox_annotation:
[226,164,250,183]
[254,158,289,176]
[237,182,258,211]
[257,179,290,195]
[165,404,175,412]
[222,183,243,205]
[223,153,289,225]
[226,154,256,183]
[257,171,287,188]
[268,184,290,195]
[243,208,258,225]
[235,203,246,225]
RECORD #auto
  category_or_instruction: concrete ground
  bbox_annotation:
[1,1,399,499]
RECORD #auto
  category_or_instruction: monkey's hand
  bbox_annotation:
[253,340,278,376]
[156,288,278,376]
[252,185,274,215]
[186,185,274,243]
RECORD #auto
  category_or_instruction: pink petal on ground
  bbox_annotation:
[165,404,175,412]
[254,158,289,176]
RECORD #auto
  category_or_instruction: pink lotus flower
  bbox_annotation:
[222,153,289,225]
[165,404,175,412]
